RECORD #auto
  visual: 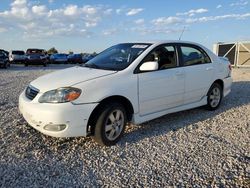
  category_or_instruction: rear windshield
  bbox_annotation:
[12,51,25,55]
[26,49,44,54]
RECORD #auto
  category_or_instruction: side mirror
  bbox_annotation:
[139,61,158,72]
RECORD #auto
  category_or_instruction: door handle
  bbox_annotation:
[206,67,214,71]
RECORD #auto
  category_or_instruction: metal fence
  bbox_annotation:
[213,41,250,67]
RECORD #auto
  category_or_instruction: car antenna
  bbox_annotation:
[178,26,186,41]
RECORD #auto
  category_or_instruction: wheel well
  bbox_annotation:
[213,79,224,90]
[207,79,224,96]
[87,96,134,135]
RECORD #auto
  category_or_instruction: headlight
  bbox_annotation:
[39,87,81,103]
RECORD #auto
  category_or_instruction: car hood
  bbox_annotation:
[30,66,117,92]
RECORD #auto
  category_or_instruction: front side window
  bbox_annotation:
[142,45,178,70]
[181,46,211,66]
[85,43,151,71]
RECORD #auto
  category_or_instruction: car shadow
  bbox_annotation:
[119,80,250,146]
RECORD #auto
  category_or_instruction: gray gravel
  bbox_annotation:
[0,65,249,187]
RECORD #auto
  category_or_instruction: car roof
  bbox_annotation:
[125,40,203,46]
[26,48,45,51]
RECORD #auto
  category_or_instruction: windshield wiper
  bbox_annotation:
[82,63,119,71]
[83,63,100,69]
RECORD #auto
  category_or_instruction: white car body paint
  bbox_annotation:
[19,41,232,137]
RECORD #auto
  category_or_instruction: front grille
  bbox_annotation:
[25,85,39,100]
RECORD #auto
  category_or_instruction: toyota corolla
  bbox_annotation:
[19,41,232,146]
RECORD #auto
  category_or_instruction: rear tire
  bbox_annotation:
[206,83,223,111]
[93,103,127,146]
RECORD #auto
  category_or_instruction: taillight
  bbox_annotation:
[228,64,232,71]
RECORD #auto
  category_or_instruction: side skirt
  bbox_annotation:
[132,96,207,124]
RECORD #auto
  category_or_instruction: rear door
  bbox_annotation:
[138,44,185,116]
[179,44,215,105]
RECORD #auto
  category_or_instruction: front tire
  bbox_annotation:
[93,103,127,146]
[206,83,223,111]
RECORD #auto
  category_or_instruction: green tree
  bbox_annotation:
[47,47,58,55]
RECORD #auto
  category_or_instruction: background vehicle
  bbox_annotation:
[0,49,9,56]
[67,54,83,64]
[0,51,10,68]
[25,49,48,67]
[19,41,232,146]
[82,54,95,63]
[50,53,68,64]
[9,50,26,64]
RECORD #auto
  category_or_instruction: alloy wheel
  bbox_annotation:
[209,87,221,108]
[104,109,125,141]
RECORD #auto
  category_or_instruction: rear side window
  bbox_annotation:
[181,46,211,66]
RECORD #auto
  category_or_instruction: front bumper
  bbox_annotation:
[11,59,26,63]
[19,91,98,137]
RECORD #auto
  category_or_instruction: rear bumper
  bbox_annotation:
[223,76,233,97]
[19,91,98,137]
[26,59,47,64]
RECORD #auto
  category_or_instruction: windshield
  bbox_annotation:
[85,43,151,71]
[12,51,25,55]
[0,52,5,58]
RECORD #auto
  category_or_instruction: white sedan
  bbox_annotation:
[19,41,232,146]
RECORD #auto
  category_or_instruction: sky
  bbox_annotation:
[0,0,250,53]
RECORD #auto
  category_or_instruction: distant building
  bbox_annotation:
[213,41,250,67]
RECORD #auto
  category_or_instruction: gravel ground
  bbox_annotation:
[0,65,249,187]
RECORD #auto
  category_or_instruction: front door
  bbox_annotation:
[138,44,185,116]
